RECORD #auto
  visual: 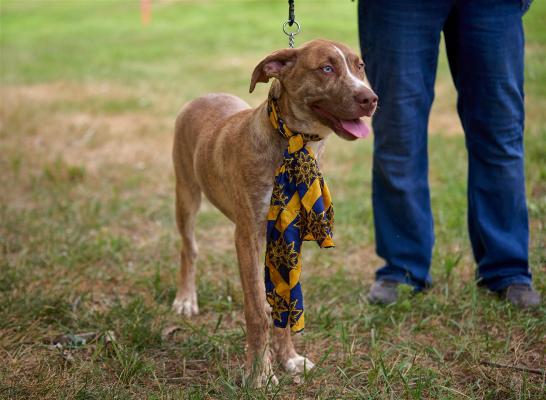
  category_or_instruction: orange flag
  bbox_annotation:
[141,0,151,26]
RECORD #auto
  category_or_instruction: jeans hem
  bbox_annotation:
[375,271,431,292]
[478,275,532,293]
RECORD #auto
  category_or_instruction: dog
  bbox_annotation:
[172,39,377,385]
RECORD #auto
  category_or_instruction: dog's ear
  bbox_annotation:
[249,48,298,93]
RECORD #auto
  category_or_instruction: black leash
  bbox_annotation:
[288,0,295,26]
[283,0,300,48]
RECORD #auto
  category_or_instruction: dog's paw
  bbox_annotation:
[172,292,198,316]
[284,355,315,375]
[244,370,279,388]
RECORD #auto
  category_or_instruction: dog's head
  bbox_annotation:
[250,39,377,140]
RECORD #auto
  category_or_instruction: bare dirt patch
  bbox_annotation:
[2,81,134,104]
[1,82,174,176]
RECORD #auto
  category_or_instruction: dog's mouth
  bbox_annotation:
[311,105,370,141]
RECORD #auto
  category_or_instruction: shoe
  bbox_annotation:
[500,284,541,309]
[368,280,399,305]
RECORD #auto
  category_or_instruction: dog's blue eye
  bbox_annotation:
[321,65,334,73]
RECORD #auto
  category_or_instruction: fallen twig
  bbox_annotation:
[480,361,544,375]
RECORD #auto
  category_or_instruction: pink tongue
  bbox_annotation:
[340,119,370,138]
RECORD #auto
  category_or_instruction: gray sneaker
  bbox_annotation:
[501,284,541,309]
[368,280,400,305]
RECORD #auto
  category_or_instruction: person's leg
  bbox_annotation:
[358,0,453,291]
[443,0,533,292]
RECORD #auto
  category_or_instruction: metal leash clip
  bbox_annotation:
[283,20,300,48]
[283,0,300,48]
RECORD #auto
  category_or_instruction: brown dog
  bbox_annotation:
[172,39,377,385]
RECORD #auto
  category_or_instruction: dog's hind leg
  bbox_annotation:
[172,178,201,317]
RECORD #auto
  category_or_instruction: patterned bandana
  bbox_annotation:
[265,97,335,333]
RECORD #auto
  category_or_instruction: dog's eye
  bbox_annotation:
[321,65,334,73]
[358,62,365,70]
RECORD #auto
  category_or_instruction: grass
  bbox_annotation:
[1,0,545,398]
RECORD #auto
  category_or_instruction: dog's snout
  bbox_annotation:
[354,88,378,116]
[355,88,378,107]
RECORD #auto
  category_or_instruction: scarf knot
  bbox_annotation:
[265,97,334,333]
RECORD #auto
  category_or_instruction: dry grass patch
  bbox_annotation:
[1,79,545,398]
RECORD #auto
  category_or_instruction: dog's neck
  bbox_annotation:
[244,81,329,166]
[268,80,331,140]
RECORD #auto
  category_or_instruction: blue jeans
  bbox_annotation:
[358,0,532,291]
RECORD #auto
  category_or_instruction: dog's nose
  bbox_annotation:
[355,88,378,107]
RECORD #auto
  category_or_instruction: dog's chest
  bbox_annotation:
[260,187,273,212]
[252,142,324,218]
[249,183,273,224]
[305,141,322,155]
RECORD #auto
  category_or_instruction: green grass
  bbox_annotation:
[1,0,545,398]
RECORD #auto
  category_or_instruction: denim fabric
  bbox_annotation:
[521,0,532,13]
[358,0,532,292]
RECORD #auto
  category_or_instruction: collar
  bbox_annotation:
[267,97,321,153]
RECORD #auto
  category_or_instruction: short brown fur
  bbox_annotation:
[172,39,376,385]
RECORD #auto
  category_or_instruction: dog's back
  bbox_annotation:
[173,93,250,169]
[173,93,256,220]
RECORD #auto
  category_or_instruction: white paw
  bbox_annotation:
[284,355,315,375]
[172,292,198,316]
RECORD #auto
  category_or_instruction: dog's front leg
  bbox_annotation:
[234,224,278,387]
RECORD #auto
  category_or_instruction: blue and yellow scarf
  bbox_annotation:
[265,97,334,333]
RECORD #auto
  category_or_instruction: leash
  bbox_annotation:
[283,0,301,48]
